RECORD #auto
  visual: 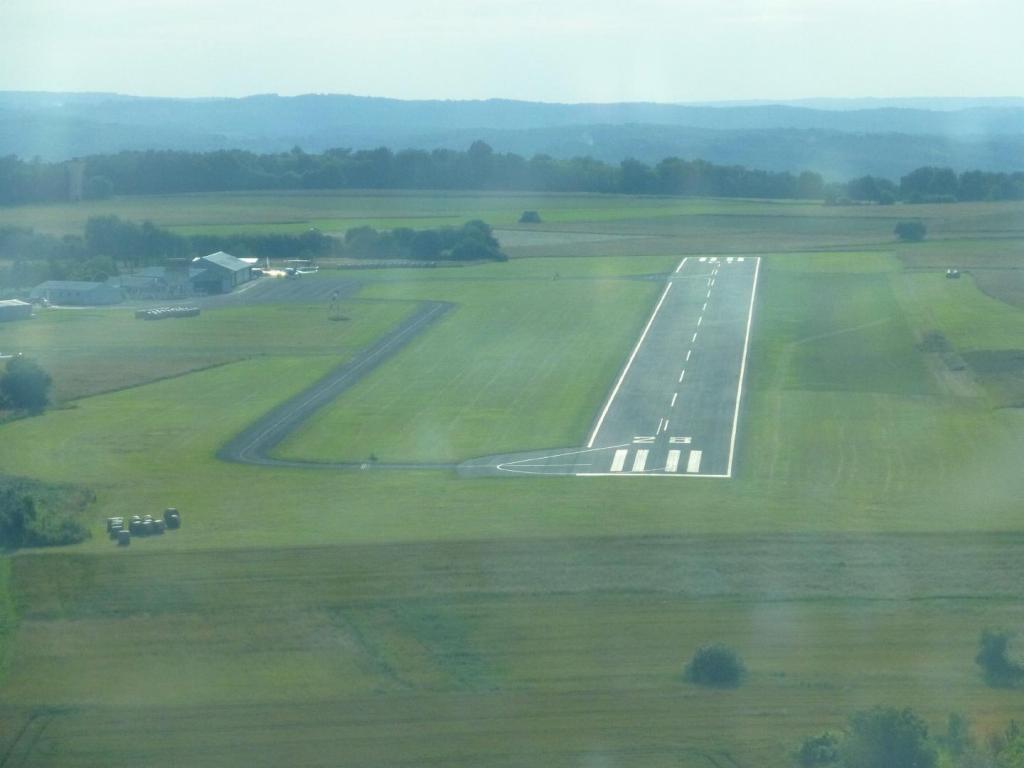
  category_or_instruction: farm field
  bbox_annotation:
[0,192,1023,767]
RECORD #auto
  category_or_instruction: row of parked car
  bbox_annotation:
[107,508,182,545]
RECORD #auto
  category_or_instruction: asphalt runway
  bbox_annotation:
[461,256,760,478]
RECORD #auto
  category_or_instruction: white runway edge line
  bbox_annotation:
[586,257,686,448]
[724,256,762,478]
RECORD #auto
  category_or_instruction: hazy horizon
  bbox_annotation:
[3,0,1022,103]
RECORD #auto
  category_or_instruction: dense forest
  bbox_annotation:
[2,143,1023,207]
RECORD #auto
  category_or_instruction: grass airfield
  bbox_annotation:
[1,194,1023,766]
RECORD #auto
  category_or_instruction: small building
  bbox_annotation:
[190,251,252,294]
[29,281,123,306]
[0,299,32,322]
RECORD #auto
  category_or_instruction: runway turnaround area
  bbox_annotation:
[460,256,760,478]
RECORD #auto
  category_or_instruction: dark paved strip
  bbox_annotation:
[219,300,453,468]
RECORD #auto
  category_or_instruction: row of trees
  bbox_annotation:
[3,144,1022,206]
[834,167,1024,204]
[343,220,506,261]
[0,215,508,288]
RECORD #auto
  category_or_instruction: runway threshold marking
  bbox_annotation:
[610,449,628,472]
[666,450,681,472]
[632,450,649,472]
[686,450,703,473]
[586,257,686,448]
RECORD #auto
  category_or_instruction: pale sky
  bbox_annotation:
[2,0,1022,102]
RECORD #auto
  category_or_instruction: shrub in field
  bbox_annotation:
[683,643,745,688]
[797,732,841,767]
[0,356,52,414]
[976,629,1024,688]
[842,707,937,768]
[519,210,542,223]
[894,221,927,241]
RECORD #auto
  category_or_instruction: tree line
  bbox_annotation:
[2,143,1022,206]
[0,215,507,288]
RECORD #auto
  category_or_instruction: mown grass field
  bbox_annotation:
[0,193,1022,767]
[0,299,412,402]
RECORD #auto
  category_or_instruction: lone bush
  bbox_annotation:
[0,356,52,414]
[519,210,542,224]
[894,221,927,242]
[684,643,745,688]
[797,732,841,767]
[976,629,1024,688]
[842,706,937,768]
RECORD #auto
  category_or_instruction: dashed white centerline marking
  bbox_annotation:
[678,369,686,382]
[697,315,703,327]
[686,450,703,473]
[686,349,692,361]
[657,418,665,434]
[691,332,698,343]
[710,278,716,287]
[610,449,628,472]
[632,450,649,472]
[662,419,670,433]
[666,450,681,473]
[702,302,707,312]
[670,392,678,407]
[707,290,712,299]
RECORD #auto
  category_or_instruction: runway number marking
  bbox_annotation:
[665,450,681,472]
[610,449,628,472]
[669,436,692,444]
[632,450,649,472]
[686,450,703,473]
[633,436,655,444]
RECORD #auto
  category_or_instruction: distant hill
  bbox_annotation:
[3,92,1024,178]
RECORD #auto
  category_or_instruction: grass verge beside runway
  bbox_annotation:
[0,299,412,402]
[273,275,663,463]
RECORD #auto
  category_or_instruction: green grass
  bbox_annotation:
[275,268,665,463]
[4,536,1024,767]
[1,194,1024,767]
[0,252,1020,552]
[0,300,412,401]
